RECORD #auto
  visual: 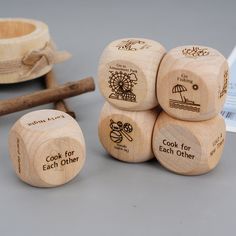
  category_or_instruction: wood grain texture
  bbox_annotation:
[98,102,161,163]
[152,111,226,175]
[8,109,86,187]
[157,45,228,121]
[98,38,166,111]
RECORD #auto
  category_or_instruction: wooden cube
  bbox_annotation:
[98,38,166,111]
[152,111,226,175]
[157,45,228,121]
[98,102,160,162]
[9,109,86,187]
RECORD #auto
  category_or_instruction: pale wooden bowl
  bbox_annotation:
[0,18,69,84]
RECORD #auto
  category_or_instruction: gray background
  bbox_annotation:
[0,0,236,235]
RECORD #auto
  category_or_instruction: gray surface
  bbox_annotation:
[0,0,236,235]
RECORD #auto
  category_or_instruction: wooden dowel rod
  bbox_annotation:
[0,77,95,116]
[45,71,76,118]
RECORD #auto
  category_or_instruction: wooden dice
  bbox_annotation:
[98,40,227,175]
[9,109,86,187]
[98,38,166,111]
[157,45,229,121]
[152,112,226,175]
[98,102,160,162]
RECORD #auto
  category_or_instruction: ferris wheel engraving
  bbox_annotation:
[108,71,138,103]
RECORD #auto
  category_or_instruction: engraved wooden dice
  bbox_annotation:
[98,40,227,175]
[98,38,166,111]
[98,102,160,162]
[157,45,229,121]
[9,109,86,187]
[152,112,226,175]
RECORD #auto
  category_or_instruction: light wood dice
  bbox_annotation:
[157,45,229,121]
[98,38,166,111]
[152,112,226,175]
[98,102,160,162]
[9,109,86,187]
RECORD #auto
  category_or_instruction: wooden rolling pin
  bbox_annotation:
[0,76,95,116]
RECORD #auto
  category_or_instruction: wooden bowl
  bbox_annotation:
[0,18,70,84]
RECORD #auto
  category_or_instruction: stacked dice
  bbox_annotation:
[153,45,228,175]
[98,38,165,163]
[98,39,228,175]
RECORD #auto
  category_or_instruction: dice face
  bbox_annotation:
[157,45,229,121]
[20,109,69,131]
[98,102,158,163]
[99,115,141,162]
[33,137,84,186]
[152,112,226,175]
[100,60,146,109]
[9,132,29,183]
[98,38,166,111]
[9,109,86,187]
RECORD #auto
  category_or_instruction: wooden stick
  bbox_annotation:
[0,77,95,116]
[45,70,76,118]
